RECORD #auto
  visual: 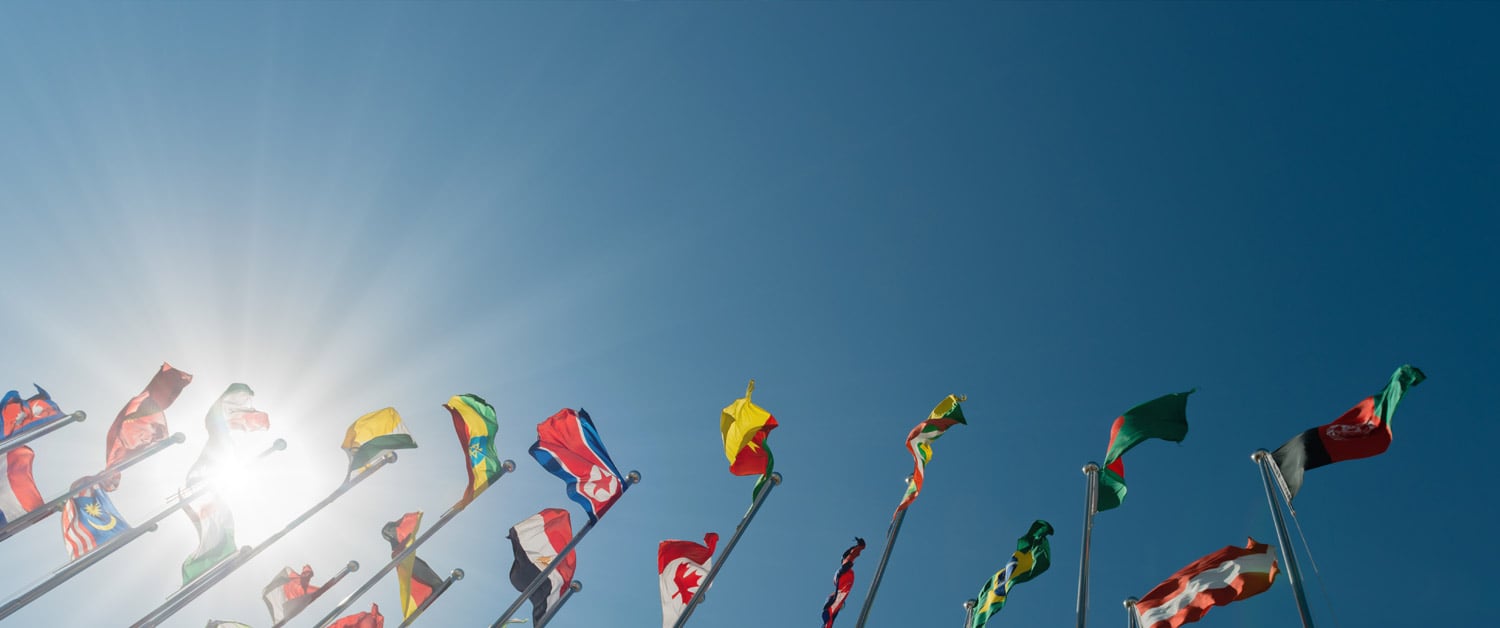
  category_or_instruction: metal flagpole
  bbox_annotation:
[1252,450,1315,628]
[130,451,401,627]
[854,476,913,628]
[0,440,287,621]
[1076,462,1100,628]
[534,580,582,628]
[0,432,186,544]
[270,560,360,628]
[962,598,976,628]
[313,460,518,628]
[0,411,86,455]
[671,472,781,628]
[396,568,463,628]
[1123,598,1138,628]
[490,471,642,628]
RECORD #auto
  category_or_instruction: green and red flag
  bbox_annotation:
[1271,365,1425,500]
[895,394,967,516]
[1097,391,1192,512]
[446,394,502,506]
[720,380,779,498]
[971,520,1054,628]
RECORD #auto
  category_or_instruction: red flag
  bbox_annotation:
[658,533,717,628]
[261,565,321,625]
[1134,539,1279,628]
[821,537,867,627]
[102,363,192,490]
[328,604,383,628]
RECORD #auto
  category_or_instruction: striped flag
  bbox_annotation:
[820,537,866,627]
[1272,365,1425,499]
[262,565,321,625]
[507,508,577,620]
[61,485,132,559]
[0,447,43,524]
[342,407,417,477]
[446,394,502,506]
[1134,539,1279,628]
[530,408,628,523]
[720,380,778,498]
[896,394,967,515]
[384,512,444,619]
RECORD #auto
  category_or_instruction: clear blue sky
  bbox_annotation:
[1,3,1495,627]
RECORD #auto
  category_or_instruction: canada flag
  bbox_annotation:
[658,532,718,628]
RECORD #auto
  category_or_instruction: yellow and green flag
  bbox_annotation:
[446,393,503,506]
[971,520,1054,628]
[896,394,966,515]
[342,407,417,476]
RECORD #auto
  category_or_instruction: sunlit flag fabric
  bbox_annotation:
[1272,365,1425,500]
[530,408,628,523]
[1096,390,1193,512]
[720,380,778,498]
[1,385,66,439]
[61,484,131,559]
[384,512,444,619]
[103,362,192,490]
[0,446,43,525]
[343,407,417,477]
[182,383,270,584]
[895,394,967,515]
[971,520,1054,628]
[262,564,322,625]
[1134,538,1279,628]
[445,393,502,506]
[328,603,384,628]
[658,532,717,628]
[206,621,253,628]
[819,537,866,628]
[507,508,577,620]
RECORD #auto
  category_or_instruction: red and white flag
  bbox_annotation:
[262,564,321,625]
[0,447,43,525]
[508,508,577,620]
[658,532,717,628]
[1134,538,1279,628]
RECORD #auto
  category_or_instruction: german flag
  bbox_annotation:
[383,512,445,619]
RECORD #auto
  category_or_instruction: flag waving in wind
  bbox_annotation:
[342,408,417,477]
[446,394,503,506]
[0,447,43,525]
[328,603,383,628]
[262,565,322,625]
[61,484,131,559]
[971,520,1054,627]
[721,380,778,498]
[1,385,66,439]
[896,394,967,515]
[383,512,444,619]
[182,383,270,584]
[1134,538,1279,628]
[658,533,717,628]
[820,537,866,628]
[103,363,192,490]
[1097,391,1192,512]
[1272,365,1425,500]
[530,408,629,522]
[508,508,577,620]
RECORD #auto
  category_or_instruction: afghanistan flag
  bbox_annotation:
[262,564,322,625]
[720,380,778,497]
[446,393,503,506]
[658,533,717,628]
[508,508,577,620]
[103,363,193,490]
[1097,391,1193,512]
[530,408,629,523]
[971,520,1054,628]
[1134,539,1279,628]
[384,512,444,619]
[61,484,131,559]
[328,603,384,628]
[820,537,866,628]
[1271,365,1425,500]
[343,407,417,477]
[1,385,67,439]
[0,447,43,525]
[896,394,967,515]
[182,384,269,584]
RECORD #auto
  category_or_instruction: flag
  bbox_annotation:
[61,484,132,559]
[720,380,778,498]
[383,512,444,619]
[206,622,253,628]
[1272,365,1425,500]
[896,394,967,515]
[971,520,1054,628]
[1134,538,1279,628]
[0,446,43,525]
[1,385,66,439]
[182,383,270,584]
[658,533,717,628]
[328,604,384,628]
[446,393,502,506]
[530,408,628,523]
[508,508,577,620]
[103,363,193,490]
[262,565,322,625]
[820,537,866,628]
[343,407,417,477]
[1097,390,1193,512]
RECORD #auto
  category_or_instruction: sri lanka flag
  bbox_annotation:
[720,380,778,498]
[445,394,502,506]
[61,484,132,559]
[1097,391,1193,512]
[895,394,967,516]
[1272,365,1425,500]
[383,512,444,619]
[103,363,193,490]
[1,385,67,439]
[530,408,629,523]
[658,533,717,628]
[0,447,43,525]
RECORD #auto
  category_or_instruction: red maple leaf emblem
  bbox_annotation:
[672,562,702,602]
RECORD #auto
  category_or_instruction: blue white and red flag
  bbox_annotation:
[529,408,628,522]
[1,385,67,439]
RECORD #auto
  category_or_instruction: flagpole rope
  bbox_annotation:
[1285,507,1343,628]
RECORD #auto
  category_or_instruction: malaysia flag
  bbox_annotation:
[0,447,43,525]
[658,533,717,628]
[529,408,629,522]
[62,485,132,559]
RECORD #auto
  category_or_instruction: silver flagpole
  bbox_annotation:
[313,460,518,628]
[490,471,642,628]
[130,451,400,627]
[535,580,582,628]
[271,560,360,628]
[1076,462,1100,628]
[854,476,913,628]
[397,568,463,628]
[0,411,86,455]
[962,598,976,628]
[671,472,782,628]
[0,432,186,544]
[1252,450,1315,628]
[1123,598,1138,628]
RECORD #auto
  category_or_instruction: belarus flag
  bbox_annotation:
[0,447,43,524]
[1134,538,1279,628]
[658,532,717,628]
[508,508,576,620]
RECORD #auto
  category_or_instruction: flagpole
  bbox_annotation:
[1123,598,1138,628]
[129,451,401,628]
[1076,462,1099,628]
[396,568,463,628]
[490,471,642,628]
[1252,450,1316,628]
[0,432,186,544]
[962,598,976,628]
[312,459,518,628]
[0,411,86,455]
[0,440,287,621]
[534,580,582,628]
[671,471,781,628]
[854,476,912,628]
[270,561,360,628]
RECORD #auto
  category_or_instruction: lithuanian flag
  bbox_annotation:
[446,393,503,506]
[720,380,778,497]
[342,407,417,476]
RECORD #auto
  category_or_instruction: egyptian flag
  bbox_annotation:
[103,363,193,490]
[0,447,43,525]
[262,565,321,625]
[446,394,503,506]
[507,508,577,619]
[383,512,444,619]
[820,537,866,628]
[895,394,967,516]
[530,408,629,523]
[1,385,67,439]
[343,407,417,477]
[328,603,384,628]
[971,520,1054,628]
[658,532,717,628]
[1097,391,1193,512]
[720,380,779,498]
[61,484,132,559]
[1134,539,1279,628]
[182,384,270,584]
[1272,365,1425,500]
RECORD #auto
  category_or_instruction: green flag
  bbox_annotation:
[1097,390,1192,512]
[971,520,1054,627]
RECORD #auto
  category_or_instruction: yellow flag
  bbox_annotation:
[720,380,778,476]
